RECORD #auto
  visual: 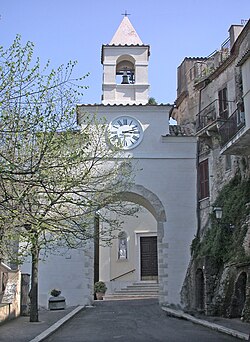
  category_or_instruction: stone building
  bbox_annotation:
[173,19,250,320]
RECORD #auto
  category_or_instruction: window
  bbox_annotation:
[218,87,228,119]
[198,159,209,200]
[116,59,135,85]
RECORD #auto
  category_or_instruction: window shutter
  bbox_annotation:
[198,159,209,200]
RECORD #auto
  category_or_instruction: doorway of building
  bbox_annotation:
[95,185,166,297]
[195,268,205,312]
[140,236,158,281]
[230,271,247,318]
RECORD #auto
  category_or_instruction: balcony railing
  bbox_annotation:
[221,37,230,54]
[196,100,218,132]
[194,38,230,84]
[196,99,239,134]
[219,107,245,146]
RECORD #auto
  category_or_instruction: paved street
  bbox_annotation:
[44,299,240,342]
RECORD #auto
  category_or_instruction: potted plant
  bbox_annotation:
[50,288,61,297]
[94,281,107,300]
[48,288,66,310]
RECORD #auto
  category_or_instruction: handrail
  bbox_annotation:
[110,268,136,282]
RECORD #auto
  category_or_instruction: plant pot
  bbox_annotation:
[48,296,66,310]
[96,292,105,300]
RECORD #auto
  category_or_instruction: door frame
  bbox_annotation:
[135,232,157,282]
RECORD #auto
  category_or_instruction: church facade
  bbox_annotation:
[22,16,197,308]
[77,16,197,306]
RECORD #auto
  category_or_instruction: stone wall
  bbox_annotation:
[182,256,250,321]
[0,264,21,322]
[181,256,221,315]
[212,263,250,321]
[176,20,250,322]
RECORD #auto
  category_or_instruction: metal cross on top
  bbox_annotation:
[121,10,131,17]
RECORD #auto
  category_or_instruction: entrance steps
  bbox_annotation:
[105,282,159,300]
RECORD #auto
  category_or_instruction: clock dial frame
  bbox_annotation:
[107,116,144,150]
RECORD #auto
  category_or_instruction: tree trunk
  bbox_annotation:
[29,238,39,322]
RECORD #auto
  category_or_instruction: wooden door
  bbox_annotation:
[140,236,158,280]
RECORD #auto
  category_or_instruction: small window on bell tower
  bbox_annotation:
[116,57,135,85]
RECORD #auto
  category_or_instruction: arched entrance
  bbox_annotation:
[230,272,247,318]
[195,268,205,312]
[120,185,167,223]
[95,184,167,300]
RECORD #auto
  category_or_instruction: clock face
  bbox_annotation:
[107,116,143,150]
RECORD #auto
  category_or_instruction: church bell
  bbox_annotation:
[121,71,129,84]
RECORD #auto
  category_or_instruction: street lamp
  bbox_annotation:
[213,206,234,231]
[213,207,223,220]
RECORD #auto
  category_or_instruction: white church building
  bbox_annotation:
[22,16,197,308]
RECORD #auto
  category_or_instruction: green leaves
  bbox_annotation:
[194,176,250,265]
[0,35,136,263]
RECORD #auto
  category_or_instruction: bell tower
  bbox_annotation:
[101,15,150,105]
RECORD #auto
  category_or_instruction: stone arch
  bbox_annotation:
[116,184,167,303]
[116,54,135,70]
[195,268,205,312]
[230,271,247,318]
[94,184,168,303]
[119,184,166,223]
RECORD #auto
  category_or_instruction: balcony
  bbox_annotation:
[219,107,250,155]
[219,107,245,146]
[196,100,221,136]
[196,99,250,154]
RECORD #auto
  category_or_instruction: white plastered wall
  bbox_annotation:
[99,207,157,292]
[77,104,197,306]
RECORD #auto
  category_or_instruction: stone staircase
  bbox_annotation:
[105,282,159,300]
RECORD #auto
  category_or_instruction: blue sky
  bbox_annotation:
[1,0,250,104]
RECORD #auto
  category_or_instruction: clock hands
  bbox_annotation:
[108,116,143,150]
[122,130,139,134]
[122,126,139,134]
